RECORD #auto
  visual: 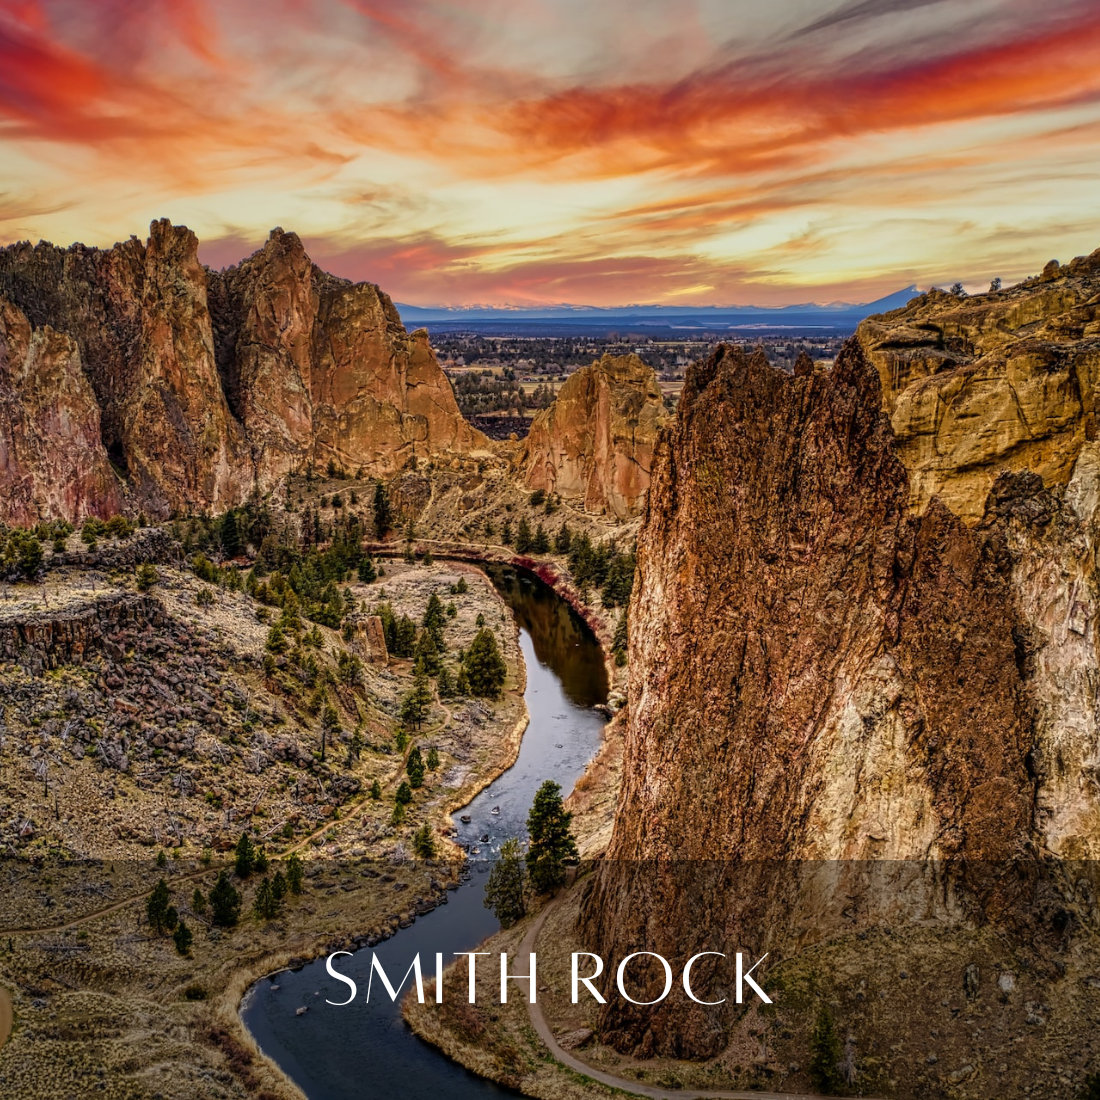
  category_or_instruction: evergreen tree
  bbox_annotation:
[484,837,527,927]
[808,1005,844,1094]
[254,877,280,920]
[601,549,636,608]
[234,832,256,878]
[613,607,629,667]
[423,591,446,646]
[436,664,456,698]
[455,666,470,696]
[210,871,242,926]
[394,615,418,657]
[526,780,577,895]
[372,480,392,538]
[320,704,341,762]
[455,577,468,595]
[286,853,304,896]
[370,778,382,800]
[407,746,426,788]
[532,523,550,554]
[400,663,433,729]
[412,823,435,859]
[220,510,242,559]
[272,870,288,901]
[414,629,442,676]
[173,919,193,955]
[254,847,269,874]
[554,524,573,554]
[146,879,172,933]
[395,781,413,805]
[192,888,207,917]
[515,517,534,553]
[501,519,513,545]
[135,562,159,591]
[427,746,440,771]
[463,628,507,698]
[358,555,377,583]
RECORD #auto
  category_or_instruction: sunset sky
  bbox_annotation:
[2,0,1099,306]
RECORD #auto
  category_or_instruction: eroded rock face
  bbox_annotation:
[522,354,666,519]
[0,298,121,525]
[858,249,1100,522]
[580,340,1049,1058]
[309,280,488,475]
[0,222,486,522]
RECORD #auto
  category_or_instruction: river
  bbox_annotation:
[241,564,609,1099]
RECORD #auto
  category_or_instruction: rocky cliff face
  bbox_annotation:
[0,298,122,526]
[580,338,1100,1059]
[522,353,666,519]
[858,248,1100,522]
[0,222,486,523]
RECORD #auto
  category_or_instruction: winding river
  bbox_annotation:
[241,564,609,1099]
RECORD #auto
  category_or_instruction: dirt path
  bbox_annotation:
[0,984,12,1051]
[518,901,879,1100]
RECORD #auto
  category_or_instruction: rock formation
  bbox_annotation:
[521,353,666,519]
[0,298,121,526]
[580,338,1100,1059]
[0,222,487,524]
[858,248,1100,522]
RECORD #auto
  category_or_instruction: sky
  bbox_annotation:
[1,0,1099,307]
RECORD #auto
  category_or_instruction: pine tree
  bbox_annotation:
[272,870,288,901]
[413,823,435,859]
[234,832,256,878]
[192,888,207,917]
[210,871,242,926]
[286,853,304,896]
[436,664,455,698]
[372,480,392,538]
[320,704,341,762]
[484,837,527,928]
[532,523,550,553]
[613,606,628,666]
[358,555,377,583]
[808,1005,844,1094]
[395,781,413,805]
[407,746,426,788]
[254,847,269,874]
[456,666,470,696]
[427,746,440,771]
[220,510,242,559]
[146,879,172,933]
[370,778,382,800]
[526,780,578,895]
[423,591,446,647]
[554,523,573,554]
[173,919,193,955]
[515,517,533,553]
[463,628,507,697]
[501,519,513,545]
[400,663,433,729]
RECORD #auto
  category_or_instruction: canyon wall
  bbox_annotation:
[521,353,666,519]
[858,247,1100,522]
[0,222,487,524]
[581,335,1100,1058]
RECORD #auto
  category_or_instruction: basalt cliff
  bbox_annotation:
[580,253,1100,1066]
[0,221,488,525]
[521,353,666,519]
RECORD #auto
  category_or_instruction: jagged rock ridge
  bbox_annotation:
[859,247,1100,522]
[0,222,488,523]
[580,339,1100,1059]
[521,353,667,518]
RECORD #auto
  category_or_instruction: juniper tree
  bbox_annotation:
[412,823,435,859]
[173,919,193,955]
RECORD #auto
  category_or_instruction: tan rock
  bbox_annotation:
[310,282,488,475]
[0,298,121,526]
[521,353,666,519]
[348,615,388,666]
[858,247,1100,522]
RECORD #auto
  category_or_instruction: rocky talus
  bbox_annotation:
[580,338,1100,1059]
[0,222,487,523]
[858,247,1100,522]
[521,353,666,518]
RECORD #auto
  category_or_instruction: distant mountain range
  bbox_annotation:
[395,286,922,336]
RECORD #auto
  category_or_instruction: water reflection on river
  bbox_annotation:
[241,565,608,1100]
